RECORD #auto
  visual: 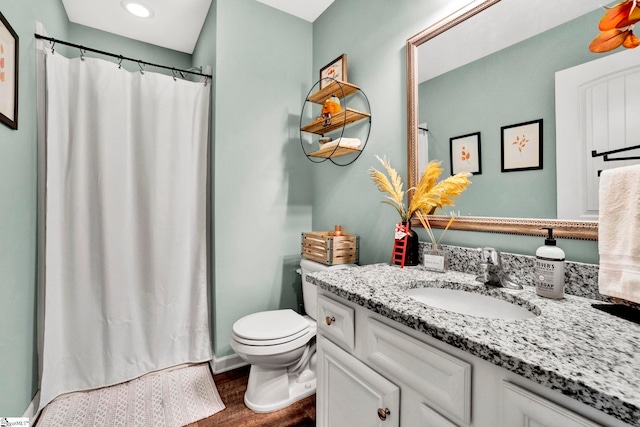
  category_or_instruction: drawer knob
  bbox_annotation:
[377,408,390,421]
[325,316,335,325]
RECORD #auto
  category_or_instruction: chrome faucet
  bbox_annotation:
[476,247,522,289]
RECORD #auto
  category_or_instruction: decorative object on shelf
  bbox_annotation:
[589,1,640,53]
[500,119,543,172]
[319,54,347,89]
[0,11,19,130]
[299,79,371,165]
[450,132,482,175]
[301,229,359,265]
[330,225,343,236]
[321,94,342,126]
[369,156,471,267]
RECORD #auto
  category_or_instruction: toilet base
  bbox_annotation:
[244,364,316,413]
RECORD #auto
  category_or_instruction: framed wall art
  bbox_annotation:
[0,11,18,130]
[501,119,543,172]
[319,54,347,89]
[450,132,481,175]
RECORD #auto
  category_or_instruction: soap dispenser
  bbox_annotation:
[535,227,566,299]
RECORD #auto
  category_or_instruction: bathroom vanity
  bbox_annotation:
[310,264,640,427]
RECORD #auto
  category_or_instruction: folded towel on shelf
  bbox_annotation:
[319,137,362,150]
[598,164,640,303]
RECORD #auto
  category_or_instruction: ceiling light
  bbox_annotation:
[121,1,154,18]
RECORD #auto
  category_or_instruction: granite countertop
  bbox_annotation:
[309,263,640,426]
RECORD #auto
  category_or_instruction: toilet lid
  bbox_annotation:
[232,309,309,341]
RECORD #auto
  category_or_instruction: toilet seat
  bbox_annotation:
[230,309,316,357]
[231,328,315,356]
[233,309,310,342]
[232,326,311,346]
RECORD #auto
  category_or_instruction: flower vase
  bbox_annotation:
[405,222,420,266]
[393,221,420,267]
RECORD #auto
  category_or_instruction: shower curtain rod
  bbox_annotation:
[34,34,212,79]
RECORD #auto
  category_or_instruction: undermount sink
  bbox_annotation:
[403,287,538,320]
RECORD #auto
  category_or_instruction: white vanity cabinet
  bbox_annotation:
[316,291,632,427]
[317,293,472,427]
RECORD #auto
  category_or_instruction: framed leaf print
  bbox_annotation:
[319,54,347,89]
[501,119,543,172]
[450,132,481,175]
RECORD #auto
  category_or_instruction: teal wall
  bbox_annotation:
[311,0,475,265]
[0,0,602,417]
[419,9,605,219]
[212,0,312,357]
[192,0,217,361]
[0,0,69,416]
[68,24,192,75]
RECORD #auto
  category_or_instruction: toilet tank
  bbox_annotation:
[300,258,355,321]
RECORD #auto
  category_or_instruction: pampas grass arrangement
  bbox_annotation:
[369,155,471,243]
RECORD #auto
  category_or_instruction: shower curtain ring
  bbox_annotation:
[172,69,177,81]
[118,56,124,69]
[50,41,56,54]
[80,48,85,61]
[138,61,145,75]
[180,71,186,79]
[204,76,209,87]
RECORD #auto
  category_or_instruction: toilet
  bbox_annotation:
[230,258,355,413]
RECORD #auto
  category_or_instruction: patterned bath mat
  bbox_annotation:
[35,363,225,427]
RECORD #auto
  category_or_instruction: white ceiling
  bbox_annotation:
[256,0,335,23]
[61,0,334,54]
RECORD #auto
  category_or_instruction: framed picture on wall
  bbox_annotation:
[501,119,543,172]
[450,132,482,175]
[0,11,19,130]
[319,54,347,89]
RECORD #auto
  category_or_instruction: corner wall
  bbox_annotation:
[212,0,313,357]
[0,0,69,415]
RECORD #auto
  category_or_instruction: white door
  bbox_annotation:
[317,337,400,427]
[556,49,640,220]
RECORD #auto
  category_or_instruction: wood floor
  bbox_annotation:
[186,365,316,427]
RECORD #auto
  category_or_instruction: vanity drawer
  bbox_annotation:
[317,294,355,350]
[364,318,472,425]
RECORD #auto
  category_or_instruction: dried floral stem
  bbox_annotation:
[438,216,456,245]
[415,211,456,246]
[415,211,436,245]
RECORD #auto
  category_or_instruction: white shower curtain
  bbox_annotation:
[39,51,212,411]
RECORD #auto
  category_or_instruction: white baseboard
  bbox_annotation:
[210,353,247,374]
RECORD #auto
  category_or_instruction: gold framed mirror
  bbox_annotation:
[406,0,598,240]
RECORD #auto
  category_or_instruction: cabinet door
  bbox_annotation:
[317,337,400,427]
[502,382,601,427]
[365,318,471,425]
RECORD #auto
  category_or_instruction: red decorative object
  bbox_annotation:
[391,222,409,268]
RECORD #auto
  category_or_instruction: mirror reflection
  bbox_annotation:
[413,0,624,220]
